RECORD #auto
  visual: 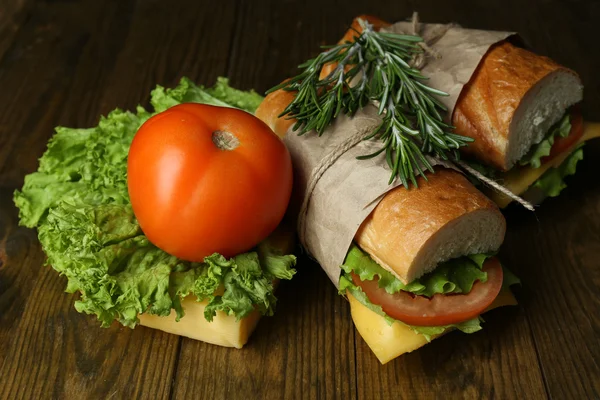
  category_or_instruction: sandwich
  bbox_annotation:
[256,91,519,364]
[14,77,297,348]
[338,15,600,207]
[452,41,595,206]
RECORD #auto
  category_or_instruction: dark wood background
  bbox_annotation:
[0,0,598,399]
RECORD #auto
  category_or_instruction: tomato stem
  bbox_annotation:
[212,130,239,151]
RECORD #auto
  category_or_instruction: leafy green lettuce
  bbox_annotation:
[339,245,511,340]
[151,76,263,114]
[520,113,571,168]
[533,144,585,198]
[14,77,296,328]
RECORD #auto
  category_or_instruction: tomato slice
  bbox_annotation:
[351,257,504,326]
[542,111,583,164]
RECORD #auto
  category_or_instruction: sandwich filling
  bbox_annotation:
[471,110,590,206]
[516,111,585,196]
[339,245,519,340]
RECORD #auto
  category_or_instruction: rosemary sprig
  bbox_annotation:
[267,20,473,187]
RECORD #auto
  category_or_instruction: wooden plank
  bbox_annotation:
[501,152,600,399]
[172,259,357,400]
[0,0,135,186]
[0,1,185,398]
[97,0,239,115]
[0,0,598,398]
[0,189,46,361]
[0,0,32,61]
[0,0,137,372]
[0,262,179,399]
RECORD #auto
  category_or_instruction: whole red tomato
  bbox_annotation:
[127,103,293,262]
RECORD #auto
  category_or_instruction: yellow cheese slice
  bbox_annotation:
[348,288,517,364]
[488,122,600,208]
[139,295,261,348]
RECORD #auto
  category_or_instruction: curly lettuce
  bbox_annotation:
[14,78,296,328]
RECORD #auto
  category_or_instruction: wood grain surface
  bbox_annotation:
[0,0,598,399]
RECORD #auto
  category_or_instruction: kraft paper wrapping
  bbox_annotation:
[283,22,513,287]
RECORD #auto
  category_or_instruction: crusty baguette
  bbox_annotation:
[256,91,295,137]
[355,169,505,283]
[453,41,583,170]
[256,76,506,284]
[255,87,296,138]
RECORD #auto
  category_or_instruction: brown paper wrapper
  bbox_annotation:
[283,22,513,287]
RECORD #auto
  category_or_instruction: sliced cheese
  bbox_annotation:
[348,288,517,364]
[488,122,600,208]
[138,296,261,348]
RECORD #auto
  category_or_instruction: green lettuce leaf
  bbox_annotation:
[339,275,483,341]
[14,77,297,328]
[341,244,490,298]
[205,77,263,113]
[520,113,571,168]
[151,76,262,114]
[532,144,585,197]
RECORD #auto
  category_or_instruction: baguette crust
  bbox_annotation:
[255,87,296,138]
[452,41,580,170]
[355,169,505,283]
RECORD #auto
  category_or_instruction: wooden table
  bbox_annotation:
[1,1,598,399]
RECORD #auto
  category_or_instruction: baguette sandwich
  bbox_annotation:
[452,40,595,206]
[257,91,519,364]
[341,15,600,207]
